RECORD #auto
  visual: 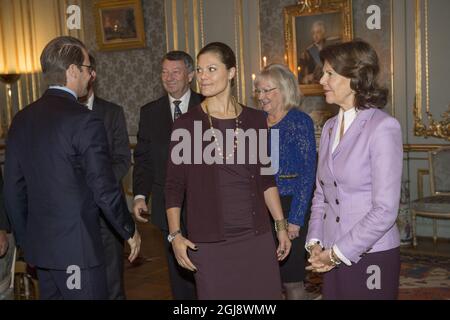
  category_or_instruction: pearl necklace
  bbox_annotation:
[204,100,240,160]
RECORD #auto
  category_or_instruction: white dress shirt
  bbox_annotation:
[85,93,95,110]
[169,89,191,121]
[134,89,192,202]
[332,107,358,153]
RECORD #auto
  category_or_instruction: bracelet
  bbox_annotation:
[306,241,321,253]
[329,247,342,266]
[274,219,288,232]
[167,229,182,243]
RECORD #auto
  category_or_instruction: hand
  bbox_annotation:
[127,228,141,263]
[172,235,198,272]
[287,223,300,240]
[276,230,291,261]
[309,244,322,259]
[306,249,335,273]
[0,230,8,257]
[133,198,149,223]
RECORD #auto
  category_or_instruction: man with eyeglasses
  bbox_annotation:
[3,36,141,300]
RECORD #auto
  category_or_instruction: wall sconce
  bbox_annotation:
[0,74,21,138]
[0,0,84,138]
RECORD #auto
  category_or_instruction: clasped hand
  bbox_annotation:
[305,245,336,273]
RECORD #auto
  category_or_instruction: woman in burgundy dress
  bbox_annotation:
[165,42,291,299]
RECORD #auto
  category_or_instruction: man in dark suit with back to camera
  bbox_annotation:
[79,54,132,300]
[3,36,141,300]
[133,51,203,300]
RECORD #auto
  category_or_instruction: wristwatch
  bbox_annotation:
[330,247,342,266]
[167,230,181,243]
[306,241,321,253]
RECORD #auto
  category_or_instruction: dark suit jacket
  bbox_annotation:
[3,89,135,270]
[0,172,10,232]
[92,96,131,183]
[133,90,203,231]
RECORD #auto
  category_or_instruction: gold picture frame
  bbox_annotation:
[414,0,450,141]
[94,0,146,51]
[284,0,353,95]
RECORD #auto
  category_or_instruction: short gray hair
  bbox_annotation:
[256,63,302,111]
[162,50,194,73]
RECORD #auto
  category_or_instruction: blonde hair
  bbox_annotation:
[256,63,302,111]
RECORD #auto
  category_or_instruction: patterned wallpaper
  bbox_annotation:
[81,0,166,136]
[79,0,392,136]
[260,0,392,132]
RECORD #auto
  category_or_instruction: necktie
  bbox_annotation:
[339,113,345,141]
[173,100,182,120]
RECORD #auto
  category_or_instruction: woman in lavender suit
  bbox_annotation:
[306,40,403,299]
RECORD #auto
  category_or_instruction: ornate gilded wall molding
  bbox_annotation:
[414,0,450,141]
[403,144,449,152]
[390,0,395,117]
[171,0,179,50]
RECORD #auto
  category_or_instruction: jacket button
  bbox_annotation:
[335,199,339,205]
[251,175,255,179]
[323,214,327,220]
[252,211,256,216]
[336,217,340,223]
[255,230,259,235]
[334,181,337,187]
[320,180,324,186]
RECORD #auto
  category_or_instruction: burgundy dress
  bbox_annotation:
[188,117,282,300]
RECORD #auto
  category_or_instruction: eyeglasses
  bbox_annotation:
[254,87,277,95]
[78,64,94,73]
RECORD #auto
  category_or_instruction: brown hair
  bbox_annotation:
[40,36,87,86]
[320,39,388,109]
[197,42,236,87]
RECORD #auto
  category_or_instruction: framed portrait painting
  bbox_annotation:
[284,0,353,95]
[94,0,146,51]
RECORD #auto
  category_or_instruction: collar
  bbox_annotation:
[168,89,191,106]
[339,107,357,118]
[48,86,77,99]
[85,93,95,110]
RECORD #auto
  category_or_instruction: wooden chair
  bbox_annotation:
[411,147,450,246]
[13,251,39,300]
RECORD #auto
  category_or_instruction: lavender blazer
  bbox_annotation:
[306,108,403,263]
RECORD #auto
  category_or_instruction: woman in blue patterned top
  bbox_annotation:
[255,64,317,299]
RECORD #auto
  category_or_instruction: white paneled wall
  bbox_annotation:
[164,0,261,108]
